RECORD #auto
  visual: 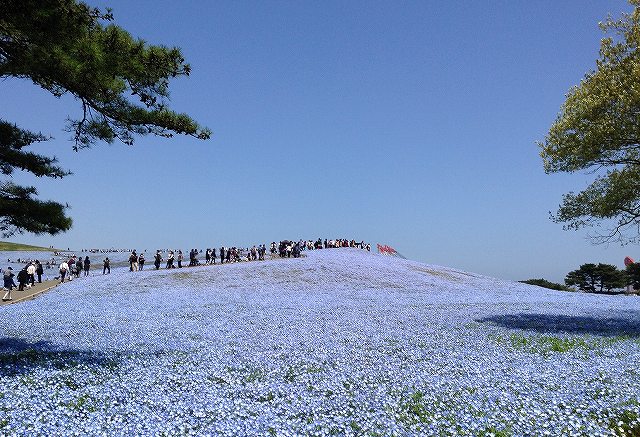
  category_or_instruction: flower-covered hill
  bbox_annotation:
[0,248,639,436]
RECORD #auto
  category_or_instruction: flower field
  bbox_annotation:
[0,248,639,436]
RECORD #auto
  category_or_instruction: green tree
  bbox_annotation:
[565,264,598,292]
[539,1,640,244]
[626,262,640,290]
[565,263,627,293]
[0,0,210,237]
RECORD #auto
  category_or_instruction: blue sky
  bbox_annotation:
[2,0,636,282]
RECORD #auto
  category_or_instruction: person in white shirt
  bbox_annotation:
[26,262,36,287]
[59,261,69,283]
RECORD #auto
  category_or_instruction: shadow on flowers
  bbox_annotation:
[476,313,640,337]
[0,337,120,376]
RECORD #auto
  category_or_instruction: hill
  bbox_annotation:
[0,248,638,435]
[0,241,57,251]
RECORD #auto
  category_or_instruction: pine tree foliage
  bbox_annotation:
[0,0,210,237]
[564,263,627,293]
[0,121,72,237]
[625,262,640,290]
[540,1,640,244]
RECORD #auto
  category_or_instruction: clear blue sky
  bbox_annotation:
[2,0,636,282]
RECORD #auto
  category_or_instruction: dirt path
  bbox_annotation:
[0,279,59,306]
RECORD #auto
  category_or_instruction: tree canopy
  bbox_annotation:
[0,0,210,237]
[540,1,640,244]
[564,263,627,293]
[626,262,640,290]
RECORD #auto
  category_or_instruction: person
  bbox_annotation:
[75,258,83,278]
[211,247,216,265]
[103,257,110,274]
[35,260,43,283]
[166,251,174,269]
[138,253,145,270]
[129,250,138,272]
[177,250,183,268]
[59,260,69,283]
[26,262,36,286]
[154,251,162,270]
[83,256,90,276]
[3,267,15,301]
[205,248,211,265]
[219,246,225,264]
[15,266,27,291]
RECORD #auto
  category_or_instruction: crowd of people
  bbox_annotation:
[272,239,371,258]
[1,238,371,300]
[56,255,91,283]
[126,244,270,271]
[82,248,139,254]
[2,254,95,301]
[2,260,45,301]
[124,239,370,272]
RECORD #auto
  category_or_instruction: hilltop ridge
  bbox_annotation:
[153,247,557,303]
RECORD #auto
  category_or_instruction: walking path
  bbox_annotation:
[0,255,302,306]
[0,279,59,306]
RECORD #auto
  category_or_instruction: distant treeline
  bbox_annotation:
[519,279,572,292]
[522,262,640,294]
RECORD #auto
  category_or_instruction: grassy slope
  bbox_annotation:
[0,242,57,252]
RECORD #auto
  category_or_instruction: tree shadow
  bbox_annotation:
[476,313,640,337]
[0,337,120,376]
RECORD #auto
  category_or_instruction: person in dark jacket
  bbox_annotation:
[17,267,28,291]
[154,251,162,270]
[219,247,225,264]
[75,258,83,278]
[103,257,110,274]
[3,267,15,300]
[35,260,43,283]
[83,256,90,276]
[129,251,138,272]
[166,251,174,269]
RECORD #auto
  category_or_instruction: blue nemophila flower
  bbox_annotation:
[0,248,638,435]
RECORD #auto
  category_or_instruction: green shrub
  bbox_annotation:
[519,278,572,292]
